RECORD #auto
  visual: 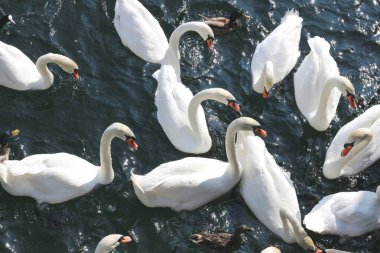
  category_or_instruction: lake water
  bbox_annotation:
[0,0,379,252]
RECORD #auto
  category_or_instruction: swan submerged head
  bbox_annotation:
[95,234,132,253]
[340,128,372,157]
[261,61,274,98]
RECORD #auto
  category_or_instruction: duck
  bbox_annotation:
[95,234,132,253]
[154,65,241,154]
[236,130,314,249]
[114,0,215,81]
[261,247,281,253]
[0,14,15,28]
[190,225,254,252]
[323,105,380,179]
[0,123,138,204]
[130,117,267,212]
[251,9,302,98]
[294,36,357,131]
[199,11,250,35]
[303,186,380,237]
[0,42,79,90]
[0,129,20,163]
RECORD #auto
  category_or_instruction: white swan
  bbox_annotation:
[95,234,132,253]
[294,36,357,131]
[323,105,380,179]
[131,117,267,212]
[0,42,79,90]
[113,0,168,63]
[0,123,138,204]
[154,65,240,154]
[114,0,214,70]
[236,132,314,249]
[303,186,380,237]
[251,9,302,98]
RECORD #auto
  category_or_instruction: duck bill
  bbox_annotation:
[262,88,270,99]
[11,129,20,136]
[341,146,353,156]
[72,69,80,80]
[346,95,357,109]
[127,139,138,151]
[228,101,241,114]
[254,128,267,137]
[9,17,16,24]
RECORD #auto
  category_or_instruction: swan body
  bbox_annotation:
[323,105,380,179]
[0,42,79,90]
[190,225,254,252]
[95,234,132,253]
[236,132,314,249]
[199,11,250,35]
[113,0,168,63]
[154,65,240,154]
[294,36,357,131]
[303,186,380,237]
[0,123,137,204]
[131,117,266,212]
[251,9,302,97]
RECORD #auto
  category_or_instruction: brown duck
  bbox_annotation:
[190,225,254,252]
[0,129,20,162]
[199,11,250,35]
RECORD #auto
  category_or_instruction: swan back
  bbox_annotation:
[251,9,302,91]
[95,234,132,253]
[114,0,168,63]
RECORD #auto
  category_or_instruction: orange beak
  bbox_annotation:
[346,95,357,109]
[254,128,267,137]
[341,145,353,156]
[120,236,132,244]
[228,101,241,114]
[206,38,214,49]
[127,139,138,151]
[73,69,79,80]
[262,88,270,99]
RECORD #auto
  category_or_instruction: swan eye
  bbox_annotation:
[343,141,355,148]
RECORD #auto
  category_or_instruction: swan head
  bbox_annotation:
[298,235,316,251]
[191,22,215,49]
[262,61,274,99]
[201,88,241,114]
[340,128,372,157]
[95,234,132,253]
[106,123,138,151]
[332,76,357,109]
[230,117,267,137]
[47,53,80,80]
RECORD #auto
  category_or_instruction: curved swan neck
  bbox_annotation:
[188,89,226,136]
[36,54,56,88]
[225,121,242,180]
[312,76,347,127]
[256,61,274,91]
[280,208,315,250]
[99,127,116,185]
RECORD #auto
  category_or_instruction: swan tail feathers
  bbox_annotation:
[281,9,300,23]
[308,36,330,56]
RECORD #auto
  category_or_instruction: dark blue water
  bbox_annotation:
[0,0,379,252]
